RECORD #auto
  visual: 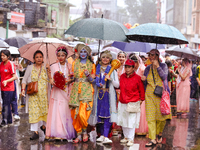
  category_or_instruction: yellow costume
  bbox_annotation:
[69,59,95,135]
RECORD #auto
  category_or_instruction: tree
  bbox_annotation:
[124,0,157,24]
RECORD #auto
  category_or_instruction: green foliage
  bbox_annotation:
[47,33,62,39]
[124,0,157,24]
[38,19,45,23]
[79,37,90,44]
[191,139,200,150]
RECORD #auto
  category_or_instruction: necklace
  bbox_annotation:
[58,62,67,77]
[96,64,111,88]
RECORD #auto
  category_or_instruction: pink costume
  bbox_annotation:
[46,62,75,140]
[176,63,192,113]
[135,56,148,135]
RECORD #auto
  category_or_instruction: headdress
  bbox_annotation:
[100,50,113,60]
[56,46,68,55]
[74,44,92,55]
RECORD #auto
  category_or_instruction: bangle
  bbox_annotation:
[21,89,25,91]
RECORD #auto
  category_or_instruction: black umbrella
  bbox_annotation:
[4,36,30,48]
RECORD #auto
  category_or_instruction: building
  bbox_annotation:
[190,0,200,49]
[161,0,193,47]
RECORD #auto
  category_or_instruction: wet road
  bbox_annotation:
[0,99,199,150]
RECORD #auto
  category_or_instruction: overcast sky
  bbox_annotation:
[69,0,126,8]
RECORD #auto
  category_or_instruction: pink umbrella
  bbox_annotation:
[19,38,74,65]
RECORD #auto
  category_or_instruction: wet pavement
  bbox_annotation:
[0,99,199,150]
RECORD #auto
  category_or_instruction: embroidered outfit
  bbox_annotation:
[69,59,95,135]
[89,64,119,137]
[46,62,75,140]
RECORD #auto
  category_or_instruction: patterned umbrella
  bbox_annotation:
[65,18,128,42]
[18,38,74,65]
[126,23,188,44]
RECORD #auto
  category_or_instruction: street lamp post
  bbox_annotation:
[6,12,11,39]
[6,0,11,39]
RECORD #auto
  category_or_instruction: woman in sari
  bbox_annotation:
[176,58,192,115]
[129,54,148,136]
[69,44,96,143]
[45,46,75,141]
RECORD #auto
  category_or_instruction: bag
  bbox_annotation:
[160,90,171,115]
[27,81,38,95]
[154,85,163,97]
[126,101,141,113]
[152,66,163,97]
[27,66,42,95]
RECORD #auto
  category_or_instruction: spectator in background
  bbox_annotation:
[176,58,192,116]
[0,50,17,127]
[165,60,177,117]
[190,60,198,99]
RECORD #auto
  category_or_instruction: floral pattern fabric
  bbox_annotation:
[145,67,171,122]
[69,59,95,107]
[28,65,48,123]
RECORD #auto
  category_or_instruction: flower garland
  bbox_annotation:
[96,64,111,87]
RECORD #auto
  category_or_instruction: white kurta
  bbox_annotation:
[117,102,140,128]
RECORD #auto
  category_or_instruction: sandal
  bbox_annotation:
[40,126,46,135]
[73,138,81,144]
[83,134,89,142]
[157,135,162,144]
[145,141,156,147]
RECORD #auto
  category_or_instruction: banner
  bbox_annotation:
[10,11,25,25]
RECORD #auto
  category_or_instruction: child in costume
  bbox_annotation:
[89,50,119,144]
[69,44,95,143]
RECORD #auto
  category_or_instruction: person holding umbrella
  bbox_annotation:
[69,44,96,143]
[141,49,171,146]
[21,50,52,140]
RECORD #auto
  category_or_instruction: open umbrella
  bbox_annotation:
[112,41,165,53]
[126,23,188,45]
[65,17,129,58]
[65,18,128,42]
[19,38,74,65]
[0,46,19,54]
[0,40,9,48]
[5,36,30,48]
[165,46,199,60]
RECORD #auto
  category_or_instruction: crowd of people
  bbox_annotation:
[0,44,197,147]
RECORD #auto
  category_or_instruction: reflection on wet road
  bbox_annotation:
[0,99,199,150]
